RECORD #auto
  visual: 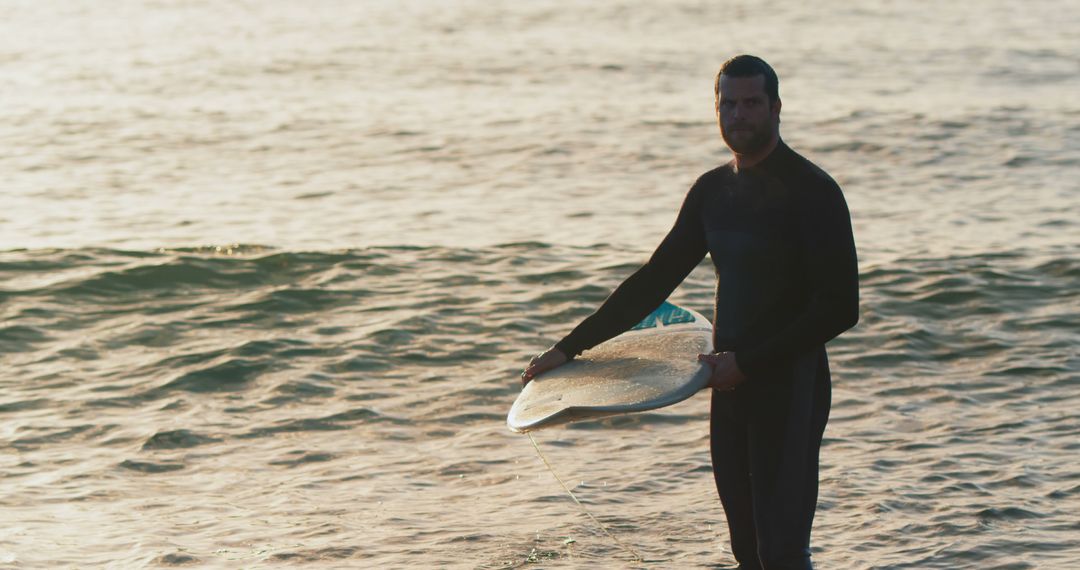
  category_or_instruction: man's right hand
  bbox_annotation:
[521,347,568,386]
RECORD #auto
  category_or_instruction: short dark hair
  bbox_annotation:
[715,55,780,106]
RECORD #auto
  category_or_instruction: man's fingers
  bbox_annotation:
[522,348,569,387]
[521,363,544,384]
[522,354,544,384]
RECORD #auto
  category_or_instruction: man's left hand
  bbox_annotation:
[697,352,747,391]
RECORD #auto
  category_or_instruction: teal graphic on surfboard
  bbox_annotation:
[508,301,713,433]
[629,301,696,330]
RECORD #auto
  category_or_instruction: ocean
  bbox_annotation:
[1,0,1077,567]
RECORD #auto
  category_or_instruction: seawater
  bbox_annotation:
[1,1,1077,568]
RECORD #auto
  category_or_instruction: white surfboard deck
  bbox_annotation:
[508,301,713,433]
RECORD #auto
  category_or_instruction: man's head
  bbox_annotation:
[714,55,781,156]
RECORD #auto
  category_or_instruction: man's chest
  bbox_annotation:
[698,177,799,258]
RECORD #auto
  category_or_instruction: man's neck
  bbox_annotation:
[732,135,780,170]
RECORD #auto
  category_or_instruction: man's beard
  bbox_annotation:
[721,122,773,155]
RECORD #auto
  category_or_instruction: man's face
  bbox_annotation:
[716,74,780,155]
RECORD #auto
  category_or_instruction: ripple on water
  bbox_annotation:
[150,358,271,395]
[154,552,201,566]
[238,407,407,440]
[119,459,185,474]
[142,429,222,451]
[269,452,336,468]
[0,325,54,354]
[267,548,362,564]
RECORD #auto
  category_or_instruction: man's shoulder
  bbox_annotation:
[770,144,852,218]
[692,162,736,188]
[780,144,841,191]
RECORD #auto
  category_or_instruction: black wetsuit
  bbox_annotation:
[554,140,859,570]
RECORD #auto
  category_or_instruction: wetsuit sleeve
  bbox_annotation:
[734,179,859,377]
[554,184,709,359]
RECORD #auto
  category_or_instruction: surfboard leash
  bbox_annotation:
[526,432,643,563]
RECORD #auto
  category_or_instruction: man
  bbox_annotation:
[520,55,859,570]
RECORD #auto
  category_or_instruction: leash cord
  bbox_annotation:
[527,432,643,563]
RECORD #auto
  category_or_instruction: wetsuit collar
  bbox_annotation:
[743,138,792,173]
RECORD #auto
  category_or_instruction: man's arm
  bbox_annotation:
[523,183,709,384]
[553,184,710,360]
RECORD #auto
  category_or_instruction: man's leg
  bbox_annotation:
[748,349,831,570]
[711,390,762,570]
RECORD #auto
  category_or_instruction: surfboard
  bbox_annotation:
[507,301,713,433]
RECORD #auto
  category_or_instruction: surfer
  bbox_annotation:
[520,55,859,570]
